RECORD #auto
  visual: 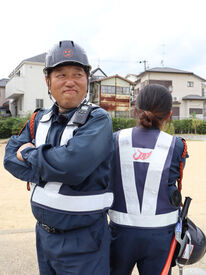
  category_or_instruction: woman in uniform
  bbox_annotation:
[109,84,187,275]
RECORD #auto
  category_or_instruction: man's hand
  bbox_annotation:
[17,142,35,162]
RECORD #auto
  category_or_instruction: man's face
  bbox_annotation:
[46,65,87,109]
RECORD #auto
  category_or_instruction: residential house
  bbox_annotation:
[90,74,135,117]
[129,67,206,119]
[0,78,9,107]
[5,53,50,117]
[90,67,107,81]
[0,78,10,117]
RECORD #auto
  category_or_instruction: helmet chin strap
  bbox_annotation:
[48,89,59,109]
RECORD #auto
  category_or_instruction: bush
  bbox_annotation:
[197,120,206,134]
[162,122,175,135]
[0,117,28,138]
[0,118,12,138]
[112,117,136,132]
[181,119,193,134]
[191,113,201,134]
[11,118,28,135]
[172,119,193,134]
[172,120,182,134]
[2,115,206,139]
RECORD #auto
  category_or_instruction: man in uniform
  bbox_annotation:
[4,40,113,275]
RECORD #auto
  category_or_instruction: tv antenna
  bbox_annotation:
[139,60,148,71]
[161,44,166,67]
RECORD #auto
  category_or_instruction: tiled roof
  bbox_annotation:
[23,53,46,63]
[138,67,206,81]
[182,94,206,100]
[91,74,135,85]
[91,67,107,77]
[145,67,192,74]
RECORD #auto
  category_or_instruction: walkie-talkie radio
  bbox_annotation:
[73,104,93,125]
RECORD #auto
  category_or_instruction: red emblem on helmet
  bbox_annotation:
[63,49,73,58]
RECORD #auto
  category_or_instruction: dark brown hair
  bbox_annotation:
[136,84,172,128]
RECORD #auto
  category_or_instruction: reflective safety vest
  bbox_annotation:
[30,108,113,213]
[109,127,178,228]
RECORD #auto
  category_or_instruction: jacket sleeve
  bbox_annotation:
[168,137,188,186]
[18,109,113,185]
[3,119,40,183]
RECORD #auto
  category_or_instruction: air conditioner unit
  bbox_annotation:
[173,96,179,102]
[169,86,173,92]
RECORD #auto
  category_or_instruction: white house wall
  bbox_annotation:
[140,72,201,96]
[6,74,25,96]
[6,62,52,116]
[23,63,50,114]
[136,72,204,119]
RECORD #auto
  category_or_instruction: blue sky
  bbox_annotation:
[1,0,206,79]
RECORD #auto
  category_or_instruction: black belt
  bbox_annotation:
[38,222,67,234]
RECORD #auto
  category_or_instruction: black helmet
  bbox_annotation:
[176,218,206,265]
[44,40,91,76]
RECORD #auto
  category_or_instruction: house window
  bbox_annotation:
[202,88,206,97]
[187,81,194,87]
[116,87,123,94]
[101,85,115,94]
[123,87,130,95]
[107,86,115,94]
[189,108,202,115]
[101,85,130,95]
[36,99,44,108]
[117,87,130,95]
[172,107,180,119]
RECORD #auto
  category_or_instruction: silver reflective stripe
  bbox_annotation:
[32,183,114,212]
[60,115,78,146]
[118,128,140,215]
[109,209,179,227]
[32,108,113,213]
[142,131,173,215]
[35,110,52,147]
[35,110,78,147]
[109,128,177,227]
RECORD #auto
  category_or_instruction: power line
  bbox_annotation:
[91,58,149,69]
[96,59,138,64]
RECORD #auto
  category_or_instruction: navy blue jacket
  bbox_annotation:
[4,104,113,230]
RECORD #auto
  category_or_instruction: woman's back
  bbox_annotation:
[109,84,187,275]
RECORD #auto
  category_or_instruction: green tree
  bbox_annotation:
[191,112,201,134]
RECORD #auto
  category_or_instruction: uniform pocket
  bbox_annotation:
[39,225,101,262]
[74,226,100,254]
